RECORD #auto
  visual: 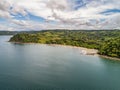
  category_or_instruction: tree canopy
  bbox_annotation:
[10,30,120,58]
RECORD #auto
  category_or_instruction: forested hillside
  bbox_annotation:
[99,37,120,58]
[9,30,120,58]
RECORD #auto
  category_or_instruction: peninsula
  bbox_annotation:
[9,30,120,59]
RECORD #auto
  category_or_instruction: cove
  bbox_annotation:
[0,36,120,90]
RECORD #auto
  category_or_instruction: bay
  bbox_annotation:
[0,36,120,90]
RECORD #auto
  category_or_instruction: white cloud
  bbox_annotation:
[0,0,11,18]
[0,0,120,31]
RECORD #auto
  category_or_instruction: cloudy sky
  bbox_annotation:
[0,0,120,31]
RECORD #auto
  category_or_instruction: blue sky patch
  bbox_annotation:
[0,18,7,22]
[28,13,45,22]
[70,0,86,10]
[12,13,28,20]
[11,12,46,23]
[101,9,120,15]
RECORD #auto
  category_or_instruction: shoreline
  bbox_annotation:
[9,41,98,55]
[9,41,120,61]
[99,55,120,61]
[48,44,98,55]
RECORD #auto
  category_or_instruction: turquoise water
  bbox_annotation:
[0,36,120,90]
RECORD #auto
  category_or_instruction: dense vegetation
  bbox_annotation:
[10,30,120,58]
[99,37,120,58]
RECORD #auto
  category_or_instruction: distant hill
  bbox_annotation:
[0,31,18,35]
[0,31,42,35]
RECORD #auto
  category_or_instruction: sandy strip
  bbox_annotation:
[9,42,120,60]
[10,41,98,55]
[99,55,120,61]
[48,44,98,55]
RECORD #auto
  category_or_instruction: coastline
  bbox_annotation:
[9,41,98,55]
[48,44,98,55]
[99,55,120,61]
[9,41,120,61]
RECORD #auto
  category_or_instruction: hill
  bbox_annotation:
[9,30,120,58]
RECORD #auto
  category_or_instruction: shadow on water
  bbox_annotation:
[10,42,26,46]
[100,56,120,65]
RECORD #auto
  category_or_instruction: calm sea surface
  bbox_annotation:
[0,36,120,90]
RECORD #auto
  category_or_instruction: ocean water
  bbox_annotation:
[0,36,120,90]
